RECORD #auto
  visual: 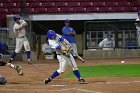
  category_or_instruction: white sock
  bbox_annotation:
[10,58,13,61]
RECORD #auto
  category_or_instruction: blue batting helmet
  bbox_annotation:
[13,15,20,21]
[47,30,57,39]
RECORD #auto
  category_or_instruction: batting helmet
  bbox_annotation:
[13,15,20,21]
[0,75,7,85]
[47,30,57,39]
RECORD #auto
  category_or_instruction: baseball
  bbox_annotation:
[121,61,125,63]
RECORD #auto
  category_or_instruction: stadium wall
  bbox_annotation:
[83,49,140,59]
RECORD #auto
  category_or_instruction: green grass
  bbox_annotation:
[64,64,140,78]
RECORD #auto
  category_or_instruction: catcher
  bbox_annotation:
[0,53,23,76]
[44,30,87,84]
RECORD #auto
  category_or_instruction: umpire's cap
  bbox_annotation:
[13,15,20,21]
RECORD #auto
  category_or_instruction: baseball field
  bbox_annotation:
[0,58,140,93]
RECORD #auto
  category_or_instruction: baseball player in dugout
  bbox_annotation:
[8,15,31,64]
[44,30,87,84]
[135,11,140,47]
[98,32,115,50]
[62,19,84,62]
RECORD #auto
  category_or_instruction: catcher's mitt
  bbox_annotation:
[15,65,24,76]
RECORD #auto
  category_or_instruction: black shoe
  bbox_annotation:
[78,79,88,84]
[44,78,51,84]
[8,59,13,63]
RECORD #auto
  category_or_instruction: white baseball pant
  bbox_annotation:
[57,54,78,74]
[15,37,30,53]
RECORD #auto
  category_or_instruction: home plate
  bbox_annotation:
[51,85,67,87]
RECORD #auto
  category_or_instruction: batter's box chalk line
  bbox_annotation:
[51,88,103,93]
[51,85,67,87]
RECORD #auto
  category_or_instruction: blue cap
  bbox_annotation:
[138,11,140,15]
[107,32,112,36]
[65,19,70,23]
[47,30,57,39]
[13,15,20,21]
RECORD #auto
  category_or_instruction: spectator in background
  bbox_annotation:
[42,39,52,54]
[62,19,84,62]
[135,11,140,47]
[42,38,54,59]
[98,32,115,50]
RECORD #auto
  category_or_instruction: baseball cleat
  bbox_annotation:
[78,79,88,84]
[15,65,24,76]
[8,59,13,63]
[44,78,51,84]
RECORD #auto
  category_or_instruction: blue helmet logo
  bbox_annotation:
[47,30,57,39]
[13,15,20,21]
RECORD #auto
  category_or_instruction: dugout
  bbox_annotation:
[83,19,140,59]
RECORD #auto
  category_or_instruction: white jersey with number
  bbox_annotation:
[13,20,26,38]
[99,38,115,50]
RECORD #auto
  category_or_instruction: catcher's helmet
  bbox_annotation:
[0,75,7,85]
[13,15,20,21]
[47,30,57,39]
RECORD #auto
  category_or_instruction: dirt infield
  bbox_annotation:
[0,58,140,93]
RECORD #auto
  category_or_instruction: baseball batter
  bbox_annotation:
[44,30,87,84]
[0,53,23,75]
[8,15,31,64]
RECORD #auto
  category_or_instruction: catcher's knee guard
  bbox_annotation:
[0,75,7,85]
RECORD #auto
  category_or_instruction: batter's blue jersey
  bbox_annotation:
[62,26,76,43]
